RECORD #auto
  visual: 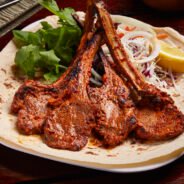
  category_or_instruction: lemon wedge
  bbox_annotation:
[158,41,184,73]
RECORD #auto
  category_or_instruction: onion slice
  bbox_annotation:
[121,31,160,64]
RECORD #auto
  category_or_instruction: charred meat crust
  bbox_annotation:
[11,1,98,138]
[95,1,184,141]
[43,33,102,150]
[11,0,184,151]
[88,51,136,148]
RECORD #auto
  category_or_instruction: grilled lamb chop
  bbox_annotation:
[44,32,102,151]
[11,0,96,135]
[11,81,59,134]
[88,51,136,147]
[95,1,184,141]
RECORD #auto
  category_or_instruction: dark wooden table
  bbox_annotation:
[0,0,184,183]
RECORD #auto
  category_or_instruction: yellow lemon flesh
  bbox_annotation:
[158,41,184,73]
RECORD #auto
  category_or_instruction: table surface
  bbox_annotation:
[0,0,184,183]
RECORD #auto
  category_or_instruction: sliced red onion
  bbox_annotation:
[121,31,160,64]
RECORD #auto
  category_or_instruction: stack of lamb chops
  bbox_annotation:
[11,0,184,151]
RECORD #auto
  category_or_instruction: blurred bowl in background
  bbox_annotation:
[143,0,184,11]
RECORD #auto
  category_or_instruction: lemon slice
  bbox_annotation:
[158,41,184,73]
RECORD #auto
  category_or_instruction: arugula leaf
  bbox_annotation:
[44,25,81,64]
[13,0,82,83]
[13,30,44,48]
[43,71,61,83]
[15,45,63,79]
[43,64,67,83]
[38,0,79,27]
[13,21,53,48]
[38,0,60,16]
[15,45,41,77]
[39,50,60,70]
[58,8,77,27]
[40,21,53,30]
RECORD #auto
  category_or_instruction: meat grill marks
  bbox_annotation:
[76,0,96,53]
[95,1,184,141]
[88,51,136,147]
[12,32,102,150]
[44,33,102,151]
[11,81,59,134]
[11,0,96,136]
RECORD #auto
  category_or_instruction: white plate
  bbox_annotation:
[0,15,183,173]
[0,138,182,173]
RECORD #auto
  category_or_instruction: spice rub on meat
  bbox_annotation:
[44,33,102,150]
[11,0,96,136]
[11,0,184,151]
[95,1,184,141]
[11,80,59,134]
[88,51,136,147]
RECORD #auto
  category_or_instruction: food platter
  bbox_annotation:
[0,14,184,173]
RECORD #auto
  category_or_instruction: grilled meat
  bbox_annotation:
[12,32,102,150]
[135,104,184,140]
[44,33,102,151]
[88,51,136,147]
[11,1,96,136]
[11,80,60,134]
[11,0,184,151]
[95,1,184,141]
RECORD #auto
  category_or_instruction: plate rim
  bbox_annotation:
[0,136,183,173]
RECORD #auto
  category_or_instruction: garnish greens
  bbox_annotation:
[13,0,82,83]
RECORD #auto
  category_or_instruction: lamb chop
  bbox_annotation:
[11,80,59,134]
[43,32,102,151]
[95,1,184,141]
[74,8,137,148]
[11,0,96,135]
[88,51,136,147]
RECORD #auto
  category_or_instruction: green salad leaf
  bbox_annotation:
[13,30,44,47]
[15,45,41,77]
[13,0,82,83]
[39,50,60,69]
[44,71,61,83]
[44,25,81,65]
[38,0,78,27]
[15,45,62,78]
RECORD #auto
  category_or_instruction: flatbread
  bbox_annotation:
[0,13,183,169]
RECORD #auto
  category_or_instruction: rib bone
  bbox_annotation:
[95,1,184,141]
[11,0,97,135]
[44,33,102,151]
